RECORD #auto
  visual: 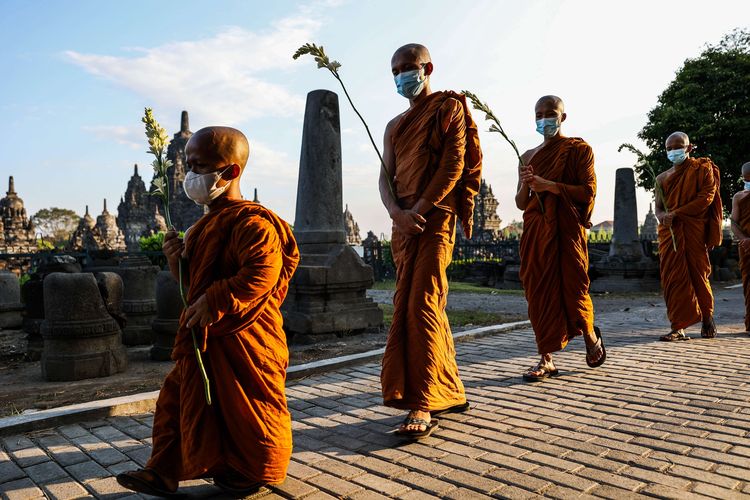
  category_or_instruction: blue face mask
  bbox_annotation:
[535,117,560,138]
[394,68,426,99]
[666,148,687,165]
[744,181,750,191]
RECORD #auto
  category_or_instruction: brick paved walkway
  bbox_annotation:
[2,294,750,499]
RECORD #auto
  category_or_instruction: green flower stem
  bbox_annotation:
[143,107,211,405]
[462,90,544,214]
[617,143,677,252]
[293,43,395,200]
[178,259,212,406]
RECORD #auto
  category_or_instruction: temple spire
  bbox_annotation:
[253,188,259,203]
[85,205,89,216]
[134,164,138,176]
[7,176,15,195]
[181,110,189,132]
[103,199,108,213]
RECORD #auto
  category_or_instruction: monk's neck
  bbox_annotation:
[542,132,566,147]
[408,85,434,109]
[207,189,243,212]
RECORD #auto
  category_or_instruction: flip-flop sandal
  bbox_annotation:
[431,402,470,417]
[394,417,439,440]
[660,330,690,341]
[701,318,717,338]
[116,469,184,498]
[586,326,607,368]
[213,477,271,498]
[522,362,559,382]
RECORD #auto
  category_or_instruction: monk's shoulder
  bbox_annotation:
[438,94,464,116]
[656,167,673,183]
[567,137,592,154]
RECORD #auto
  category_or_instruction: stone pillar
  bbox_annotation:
[41,272,127,381]
[21,256,82,360]
[609,168,644,260]
[0,271,23,329]
[115,256,159,346]
[282,90,383,339]
[589,168,659,293]
[150,269,184,361]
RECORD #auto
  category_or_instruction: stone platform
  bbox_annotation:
[1,289,750,499]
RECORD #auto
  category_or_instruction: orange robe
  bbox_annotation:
[519,136,596,354]
[381,91,482,411]
[736,194,750,331]
[147,198,299,484]
[658,157,721,330]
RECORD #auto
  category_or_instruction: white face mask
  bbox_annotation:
[183,166,232,205]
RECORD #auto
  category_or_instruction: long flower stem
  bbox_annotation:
[330,72,396,200]
[655,181,678,252]
[177,260,212,405]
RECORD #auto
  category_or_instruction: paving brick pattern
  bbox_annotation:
[2,305,750,499]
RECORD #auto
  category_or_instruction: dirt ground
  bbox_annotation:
[0,284,742,417]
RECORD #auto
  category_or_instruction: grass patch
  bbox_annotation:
[372,280,523,295]
[378,304,524,328]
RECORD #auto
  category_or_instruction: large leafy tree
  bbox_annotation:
[634,28,750,212]
[31,207,79,246]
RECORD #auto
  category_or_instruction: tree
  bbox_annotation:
[31,207,79,246]
[635,28,750,212]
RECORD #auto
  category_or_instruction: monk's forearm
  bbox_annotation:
[379,173,400,217]
[515,187,530,210]
[204,258,282,321]
[673,171,716,217]
[556,182,594,204]
[731,219,749,240]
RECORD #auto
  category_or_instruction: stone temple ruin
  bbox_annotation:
[116,111,203,248]
[0,176,36,254]
[69,200,127,252]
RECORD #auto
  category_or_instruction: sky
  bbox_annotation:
[1,0,748,238]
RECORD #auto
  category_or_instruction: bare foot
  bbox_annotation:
[399,409,431,433]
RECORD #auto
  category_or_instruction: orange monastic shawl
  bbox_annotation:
[659,157,721,330]
[736,194,750,331]
[519,136,596,354]
[147,198,299,484]
[381,91,482,411]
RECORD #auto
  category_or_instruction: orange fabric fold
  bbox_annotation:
[738,194,750,331]
[658,157,720,330]
[381,90,482,411]
[391,91,482,238]
[147,198,299,484]
[519,136,596,354]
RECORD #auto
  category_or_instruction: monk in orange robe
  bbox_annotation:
[656,131,722,341]
[731,162,750,334]
[117,127,299,497]
[379,44,482,438]
[516,95,606,381]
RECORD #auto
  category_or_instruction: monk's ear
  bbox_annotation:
[560,112,567,123]
[223,164,241,180]
[423,62,434,77]
[686,144,695,153]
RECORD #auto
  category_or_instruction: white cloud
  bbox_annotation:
[64,16,321,124]
[82,125,142,149]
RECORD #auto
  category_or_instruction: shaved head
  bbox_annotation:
[666,131,690,147]
[187,126,250,170]
[535,95,564,113]
[391,43,431,65]
[742,162,750,177]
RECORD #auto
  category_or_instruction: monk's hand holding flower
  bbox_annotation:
[162,229,184,280]
[663,212,676,229]
[184,294,214,329]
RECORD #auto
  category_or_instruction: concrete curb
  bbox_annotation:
[0,320,530,436]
